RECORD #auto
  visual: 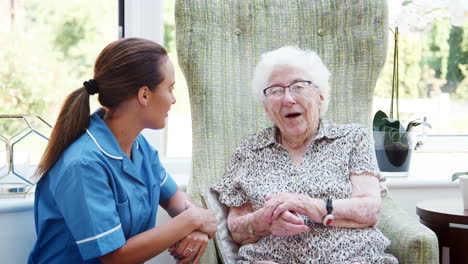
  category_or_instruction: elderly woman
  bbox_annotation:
[212,46,397,264]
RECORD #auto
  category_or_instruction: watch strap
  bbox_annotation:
[325,197,333,214]
[323,197,334,226]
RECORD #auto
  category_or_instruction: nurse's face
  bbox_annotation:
[146,57,176,129]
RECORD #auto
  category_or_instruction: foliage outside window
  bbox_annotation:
[374,0,468,135]
[0,0,117,136]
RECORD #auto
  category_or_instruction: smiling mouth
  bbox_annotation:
[285,113,301,118]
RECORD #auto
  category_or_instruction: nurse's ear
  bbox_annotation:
[137,86,150,107]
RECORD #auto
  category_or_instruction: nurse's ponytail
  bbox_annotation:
[35,38,168,179]
[35,87,92,178]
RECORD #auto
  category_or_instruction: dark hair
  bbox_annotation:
[36,38,168,178]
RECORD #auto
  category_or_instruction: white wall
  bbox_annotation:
[0,198,36,264]
[387,182,460,219]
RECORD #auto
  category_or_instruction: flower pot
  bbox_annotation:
[373,131,415,178]
[459,175,468,210]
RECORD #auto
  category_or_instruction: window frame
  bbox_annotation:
[122,0,166,153]
[123,1,191,183]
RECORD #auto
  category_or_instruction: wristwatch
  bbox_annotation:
[322,197,334,226]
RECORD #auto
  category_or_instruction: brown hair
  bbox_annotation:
[36,38,168,178]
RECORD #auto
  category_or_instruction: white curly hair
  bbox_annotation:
[251,46,331,115]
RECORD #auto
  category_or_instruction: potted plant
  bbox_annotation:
[372,27,431,177]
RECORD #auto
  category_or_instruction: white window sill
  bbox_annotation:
[384,152,466,189]
[385,177,459,189]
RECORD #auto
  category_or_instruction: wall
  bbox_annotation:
[387,181,460,219]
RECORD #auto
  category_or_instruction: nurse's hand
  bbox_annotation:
[168,231,209,264]
[186,204,217,238]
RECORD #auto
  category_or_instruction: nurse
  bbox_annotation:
[28,38,216,264]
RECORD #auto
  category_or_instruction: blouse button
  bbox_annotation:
[317,28,325,36]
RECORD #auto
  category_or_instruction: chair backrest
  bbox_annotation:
[175,3,441,264]
[176,0,388,194]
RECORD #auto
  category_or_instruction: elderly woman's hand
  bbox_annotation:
[263,192,326,224]
[269,210,308,237]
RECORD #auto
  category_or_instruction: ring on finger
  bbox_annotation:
[186,247,196,253]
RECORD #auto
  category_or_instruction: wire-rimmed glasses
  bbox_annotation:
[263,80,315,98]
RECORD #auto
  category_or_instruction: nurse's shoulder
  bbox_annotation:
[46,131,107,190]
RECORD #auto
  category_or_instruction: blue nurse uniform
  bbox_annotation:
[28,109,178,263]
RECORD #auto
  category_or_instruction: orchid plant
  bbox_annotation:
[372,26,431,147]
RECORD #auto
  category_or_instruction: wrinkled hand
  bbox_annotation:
[186,203,217,238]
[262,192,308,224]
[264,192,324,224]
[169,231,209,264]
[269,210,308,237]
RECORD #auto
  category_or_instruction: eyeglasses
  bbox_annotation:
[263,80,315,98]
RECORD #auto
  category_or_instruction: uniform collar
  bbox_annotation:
[86,109,145,184]
[85,108,125,160]
[252,119,349,150]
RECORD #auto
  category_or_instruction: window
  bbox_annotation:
[374,0,468,136]
[373,0,468,180]
[122,0,192,184]
[124,0,191,159]
[0,0,117,160]
[0,0,117,187]
[162,0,192,158]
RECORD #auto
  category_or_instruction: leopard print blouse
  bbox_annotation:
[212,119,397,264]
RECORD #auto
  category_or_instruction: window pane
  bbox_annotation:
[0,0,118,125]
[163,0,192,158]
[374,1,468,135]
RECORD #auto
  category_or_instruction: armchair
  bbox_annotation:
[175,0,438,263]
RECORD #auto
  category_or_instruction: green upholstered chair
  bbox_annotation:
[175,0,439,263]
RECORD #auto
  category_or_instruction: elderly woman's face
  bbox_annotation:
[263,65,323,139]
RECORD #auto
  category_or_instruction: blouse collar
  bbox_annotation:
[251,119,351,150]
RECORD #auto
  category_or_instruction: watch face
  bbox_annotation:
[323,214,334,226]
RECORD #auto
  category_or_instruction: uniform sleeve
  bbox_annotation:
[146,144,177,203]
[211,148,250,207]
[157,168,178,203]
[136,134,178,203]
[348,126,382,179]
[53,160,126,261]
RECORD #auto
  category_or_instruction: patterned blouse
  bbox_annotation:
[212,119,398,264]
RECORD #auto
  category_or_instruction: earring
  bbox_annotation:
[144,102,148,107]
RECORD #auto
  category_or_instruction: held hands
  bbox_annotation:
[268,210,308,237]
[262,192,326,227]
[251,193,310,237]
[185,202,217,239]
[169,231,209,264]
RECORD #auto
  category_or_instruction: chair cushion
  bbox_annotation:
[200,187,240,264]
[378,196,439,264]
